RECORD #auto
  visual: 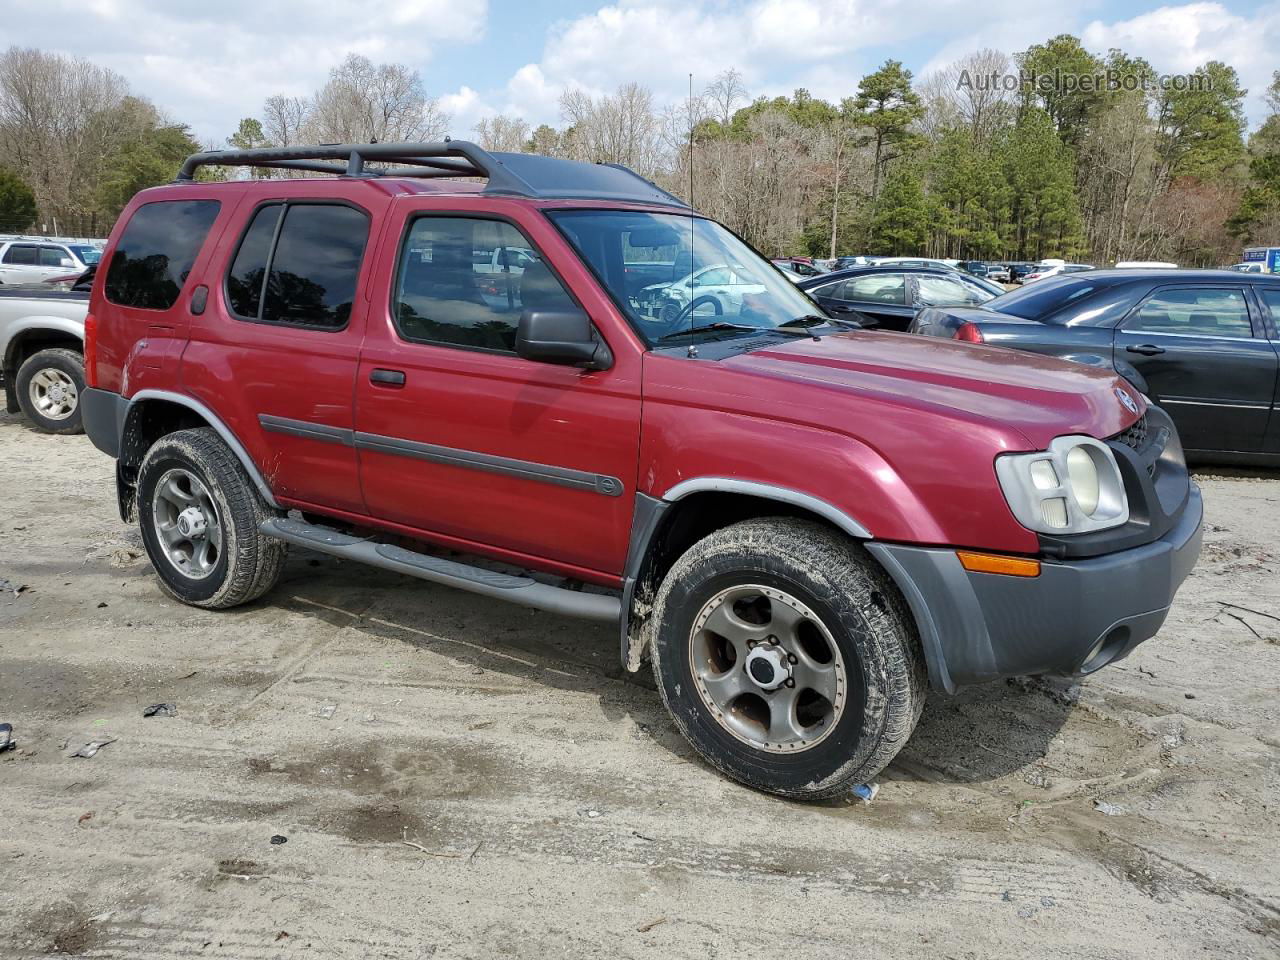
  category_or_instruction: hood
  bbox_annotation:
[721,331,1142,448]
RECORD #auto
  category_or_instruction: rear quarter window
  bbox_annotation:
[105,200,221,310]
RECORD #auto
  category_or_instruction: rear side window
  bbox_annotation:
[393,216,576,353]
[105,200,221,310]
[227,203,369,329]
[3,245,37,265]
[1125,288,1253,339]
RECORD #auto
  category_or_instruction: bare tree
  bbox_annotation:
[304,54,448,144]
[261,94,309,148]
[559,83,663,177]
[705,69,747,126]
[474,115,530,152]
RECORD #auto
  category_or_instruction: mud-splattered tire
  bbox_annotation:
[137,427,286,609]
[650,518,926,800]
[15,347,85,434]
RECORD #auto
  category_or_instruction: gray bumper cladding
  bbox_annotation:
[868,486,1203,693]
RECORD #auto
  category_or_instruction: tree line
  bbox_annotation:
[2,39,1278,266]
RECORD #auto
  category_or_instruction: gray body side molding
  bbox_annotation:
[129,390,280,508]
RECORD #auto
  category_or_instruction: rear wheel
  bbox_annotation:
[15,347,84,434]
[650,518,926,800]
[137,427,286,609]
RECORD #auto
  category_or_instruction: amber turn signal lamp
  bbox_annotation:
[956,551,1041,577]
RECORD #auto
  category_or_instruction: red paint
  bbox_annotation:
[88,177,1145,579]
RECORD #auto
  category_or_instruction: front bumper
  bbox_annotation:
[867,485,1203,693]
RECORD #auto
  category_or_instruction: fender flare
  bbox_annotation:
[619,478,872,670]
[125,389,280,508]
[2,314,86,368]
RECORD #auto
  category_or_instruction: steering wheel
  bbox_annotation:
[650,295,722,339]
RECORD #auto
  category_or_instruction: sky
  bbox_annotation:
[7,0,1280,145]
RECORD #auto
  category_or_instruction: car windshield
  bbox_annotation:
[988,276,1101,321]
[70,245,101,265]
[547,209,824,346]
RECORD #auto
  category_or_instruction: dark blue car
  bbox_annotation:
[910,269,1280,464]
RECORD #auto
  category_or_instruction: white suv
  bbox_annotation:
[0,239,100,285]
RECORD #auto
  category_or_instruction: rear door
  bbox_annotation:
[808,272,915,330]
[1250,286,1280,456]
[1113,284,1277,453]
[353,205,642,579]
[180,197,377,515]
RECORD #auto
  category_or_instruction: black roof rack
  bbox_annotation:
[176,140,689,208]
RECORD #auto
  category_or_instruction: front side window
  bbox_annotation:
[393,216,576,353]
[69,245,102,265]
[39,246,71,267]
[841,274,907,304]
[916,274,989,307]
[1256,288,1280,325]
[3,245,37,265]
[1126,288,1253,339]
[105,200,221,310]
[549,209,822,346]
[226,203,368,329]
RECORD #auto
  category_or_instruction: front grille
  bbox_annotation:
[1113,413,1149,452]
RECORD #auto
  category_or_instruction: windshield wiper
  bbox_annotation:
[655,321,762,343]
[782,313,860,329]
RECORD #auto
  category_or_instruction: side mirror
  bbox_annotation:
[516,309,612,370]
[60,258,75,267]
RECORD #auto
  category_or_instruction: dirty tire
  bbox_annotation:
[15,347,85,434]
[650,518,926,800]
[137,427,286,609]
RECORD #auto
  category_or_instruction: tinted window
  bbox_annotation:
[394,217,575,352]
[1126,288,1253,338]
[841,274,907,304]
[226,204,283,319]
[3,245,37,265]
[70,245,101,265]
[990,276,1102,321]
[39,247,70,267]
[260,205,368,328]
[105,200,221,310]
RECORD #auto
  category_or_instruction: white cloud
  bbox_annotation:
[1082,2,1280,123]
[3,0,489,143]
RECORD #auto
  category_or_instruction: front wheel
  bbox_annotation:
[137,427,286,609]
[650,518,926,800]
[15,347,84,434]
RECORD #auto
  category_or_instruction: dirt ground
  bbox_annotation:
[1,408,1277,960]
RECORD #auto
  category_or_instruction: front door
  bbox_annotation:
[354,209,641,580]
[1114,284,1278,454]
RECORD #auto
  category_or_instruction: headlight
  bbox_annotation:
[995,436,1128,534]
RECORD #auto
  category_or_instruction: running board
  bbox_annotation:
[260,517,621,622]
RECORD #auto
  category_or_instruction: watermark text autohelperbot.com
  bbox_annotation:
[958,69,1213,94]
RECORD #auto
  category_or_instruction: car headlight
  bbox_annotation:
[995,436,1128,534]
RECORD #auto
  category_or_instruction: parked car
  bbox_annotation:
[832,255,878,270]
[910,269,1280,464]
[637,263,772,321]
[771,257,825,277]
[869,257,1005,297]
[798,264,998,330]
[1024,263,1095,283]
[1009,262,1037,284]
[959,260,991,279]
[0,239,100,285]
[79,141,1202,800]
[0,284,88,432]
[1229,262,1264,273]
[985,264,1012,283]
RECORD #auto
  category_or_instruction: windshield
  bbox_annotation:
[70,245,101,265]
[989,276,1101,321]
[547,209,824,346]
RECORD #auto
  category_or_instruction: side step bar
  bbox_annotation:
[260,517,621,622]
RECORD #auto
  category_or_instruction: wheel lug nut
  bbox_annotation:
[784,678,795,688]
[787,653,798,664]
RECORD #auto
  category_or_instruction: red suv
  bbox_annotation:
[81,142,1203,799]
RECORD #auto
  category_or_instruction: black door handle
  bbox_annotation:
[1126,344,1165,356]
[370,368,406,386]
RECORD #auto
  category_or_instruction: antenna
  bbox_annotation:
[687,72,697,359]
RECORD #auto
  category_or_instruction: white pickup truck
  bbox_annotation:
[0,284,89,433]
